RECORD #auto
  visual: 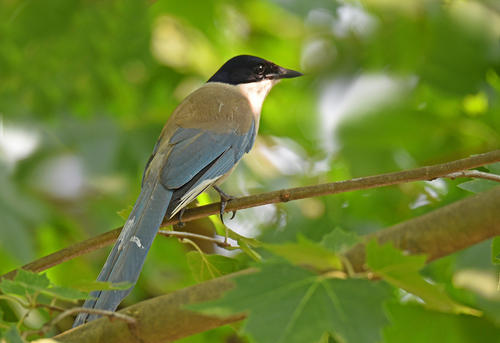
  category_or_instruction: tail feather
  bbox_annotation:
[73,178,172,327]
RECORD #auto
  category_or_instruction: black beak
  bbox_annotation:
[267,66,303,80]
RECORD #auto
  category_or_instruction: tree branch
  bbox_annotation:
[1,150,499,280]
[159,150,500,226]
[54,186,500,343]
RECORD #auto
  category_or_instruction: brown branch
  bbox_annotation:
[54,186,500,343]
[159,150,500,226]
[1,230,119,280]
[2,150,499,280]
[343,185,500,271]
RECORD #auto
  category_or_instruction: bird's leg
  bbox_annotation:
[173,207,186,229]
[214,186,232,243]
[213,185,237,223]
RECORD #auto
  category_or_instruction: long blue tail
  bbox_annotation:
[73,177,172,326]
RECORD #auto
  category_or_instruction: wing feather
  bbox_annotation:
[144,83,258,216]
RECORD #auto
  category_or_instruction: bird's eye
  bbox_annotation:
[254,64,265,75]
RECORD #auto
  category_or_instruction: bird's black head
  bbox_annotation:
[208,55,302,85]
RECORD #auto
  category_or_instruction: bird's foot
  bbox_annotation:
[173,207,186,229]
[213,186,237,225]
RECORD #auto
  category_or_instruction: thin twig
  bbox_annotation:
[158,230,236,248]
[35,302,66,312]
[1,150,499,280]
[444,170,500,182]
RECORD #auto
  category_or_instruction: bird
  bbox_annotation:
[73,55,302,326]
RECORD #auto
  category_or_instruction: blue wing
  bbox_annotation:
[163,122,256,188]
[161,121,256,216]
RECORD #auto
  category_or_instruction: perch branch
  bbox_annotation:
[1,150,499,280]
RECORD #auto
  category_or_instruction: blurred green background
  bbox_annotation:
[0,0,499,340]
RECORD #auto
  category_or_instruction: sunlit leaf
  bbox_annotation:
[117,205,134,220]
[321,228,359,254]
[230,231,262,262]
[265,235,342,270]
[187,251,242,282]
[366,240,477,315]
[463,92,488,116]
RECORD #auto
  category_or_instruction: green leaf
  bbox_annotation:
[191,263,392,343]
[366,240,477,314]
[232,233,262,262]
[265,235,342,270]
[384,303,500,343]
[42,286,88,301]
[15,270,50,290]
[2,325,24,343]
[486,162,500,174]
[492,237,500,265]
[117,205,133,220]
[457,179,498,193]
[0,269,128,302]
[0,270,51,296]
[0,280,27,296]
[321,228,359,254]
[187,251,242,282]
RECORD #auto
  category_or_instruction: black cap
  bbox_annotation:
[208,55,302,85]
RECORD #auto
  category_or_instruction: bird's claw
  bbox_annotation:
[213,186,237,225]
[173,207,186,229]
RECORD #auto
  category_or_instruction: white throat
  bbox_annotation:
[237,79,278,115]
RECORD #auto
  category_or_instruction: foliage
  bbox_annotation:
[0,270,87,341]
[192,263,393,343]
[365,240,476,315]
[383,302,500,343]
[0,0,499,342]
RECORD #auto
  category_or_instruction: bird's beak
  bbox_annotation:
[267,66,303,80]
